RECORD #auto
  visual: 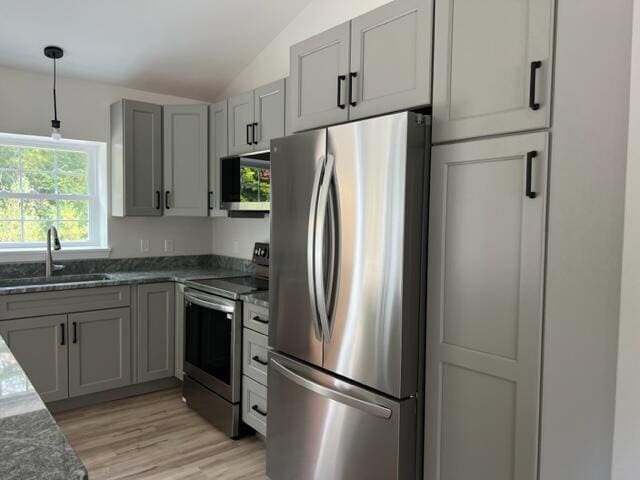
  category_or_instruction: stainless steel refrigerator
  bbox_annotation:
[268,111,430,480]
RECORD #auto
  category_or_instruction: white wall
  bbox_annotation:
[211,0,388,258]
[0,65,214,259]
[539,1,633,479]
[612,1,640,478]
[219,0,389,97]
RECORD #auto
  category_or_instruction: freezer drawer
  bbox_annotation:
[267,352,418,480]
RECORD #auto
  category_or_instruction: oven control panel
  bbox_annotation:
[253,242,270,266]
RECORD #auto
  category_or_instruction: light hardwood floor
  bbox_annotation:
[54,388,266,480]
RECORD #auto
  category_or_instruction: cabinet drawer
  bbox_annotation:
[243,302,269,335]
[0,286,131,320]
[242,375,267,436]
[243,328,269,386]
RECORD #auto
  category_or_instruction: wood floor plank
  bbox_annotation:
[54,387,267,480]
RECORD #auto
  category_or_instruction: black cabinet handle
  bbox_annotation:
[252,123,258,145]
[60,323,65,346]
[165,191,170,210]
[337,75,346,109]
[349,72,358,107]
[529,61,542,111]
[246,124,252,145]
[526,151,538,199]
[252,315,269,325]
[252,355,268,366]
[208,191,214,210]
[72,322,77,344]
[251,405,267,417]
[155,191,161,210]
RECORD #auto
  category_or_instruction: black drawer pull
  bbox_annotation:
[60,323,65,346]
[252,355,268,366]
[251,405,267,417]
[252,122,258,145]
[529,61,542,111]
[349,72,358,107]
[526,151,538,199]
[208,191,214,210]
[246,124,252,145]
[165,191,171,210]
[252,315,268,325]
[72,321,78,344]
[337,75,346,109]
[155,191,161,210]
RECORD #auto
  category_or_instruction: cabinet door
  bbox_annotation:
[68,307,131,397]
[228,91,255,155]
[432,0,555,142]
[137,283,175,383]
[208,100,228,217]
[290,22,350,132]
[425,133,548,480]
[0,315,68,402]
[349,0,432,120]
[254,78,286,151]
[123,100,163,216]
[163,104,209,217]
[174,283,185,380]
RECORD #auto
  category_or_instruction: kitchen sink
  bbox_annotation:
[0,274,113,288]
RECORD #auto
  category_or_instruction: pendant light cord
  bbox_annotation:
[53,57,58,122]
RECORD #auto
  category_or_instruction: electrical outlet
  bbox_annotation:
[164,239,174,253]
[140,239,150,253]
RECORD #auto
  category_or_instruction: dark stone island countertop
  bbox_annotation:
[240,290,269,308]
[0,335,88,480]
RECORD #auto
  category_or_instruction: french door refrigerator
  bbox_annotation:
[268,111,430,480]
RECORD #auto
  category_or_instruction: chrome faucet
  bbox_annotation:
[46,226,64,278]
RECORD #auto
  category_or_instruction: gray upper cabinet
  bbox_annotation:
[425,132,548,480]
[0,315,68,403]
[290,22,350,133]
[349,0,432,120]
[163,104,209,217]
[68,307,132,397]
[432,0,555,142]
[228,91,255,155]
[209,100,228,216]
[111,99,163,217]
[254,79,286,151]
[137,283,175,383]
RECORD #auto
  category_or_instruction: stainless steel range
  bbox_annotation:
[182,243,269,438]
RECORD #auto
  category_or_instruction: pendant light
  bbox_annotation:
[44,46,64,140]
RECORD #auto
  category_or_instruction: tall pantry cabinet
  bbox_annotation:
[425,1,555,479]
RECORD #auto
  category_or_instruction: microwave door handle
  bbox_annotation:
[314,153,335,341]
[271,358,392,419]
[307,155,326,340]
[184,293,235,313]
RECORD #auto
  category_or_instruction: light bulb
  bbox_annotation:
[51,127,62,140]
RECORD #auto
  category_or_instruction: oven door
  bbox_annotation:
[183,289,241,403]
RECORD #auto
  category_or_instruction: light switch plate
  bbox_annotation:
[140,239,150,253]
[164,239,174,253]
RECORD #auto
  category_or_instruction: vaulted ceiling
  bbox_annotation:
[0,0,313,100]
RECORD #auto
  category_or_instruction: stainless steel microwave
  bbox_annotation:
[220,150,271,212]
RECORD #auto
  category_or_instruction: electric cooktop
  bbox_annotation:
[184,276,268,300]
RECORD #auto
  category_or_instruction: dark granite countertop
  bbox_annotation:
[0,268,245,296]
[0,336,87,480]
[240,290,269,308]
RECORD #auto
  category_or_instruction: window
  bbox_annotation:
[0,134,107,251]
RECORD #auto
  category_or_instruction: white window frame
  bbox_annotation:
[0,133,109,259]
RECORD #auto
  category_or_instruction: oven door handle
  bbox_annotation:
[185,292,236,313]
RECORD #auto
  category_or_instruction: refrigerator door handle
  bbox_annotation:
[271,358,392,419]
[307,155,326,339]
[314,153,335,340]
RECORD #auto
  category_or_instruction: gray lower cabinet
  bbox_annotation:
[174,283,185,380]
[137,283,175,383]
[425,132,548,480]
[0,315,68,402]
[111,99,163,217]
[163,104,209,217]
[68,307,132,398]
